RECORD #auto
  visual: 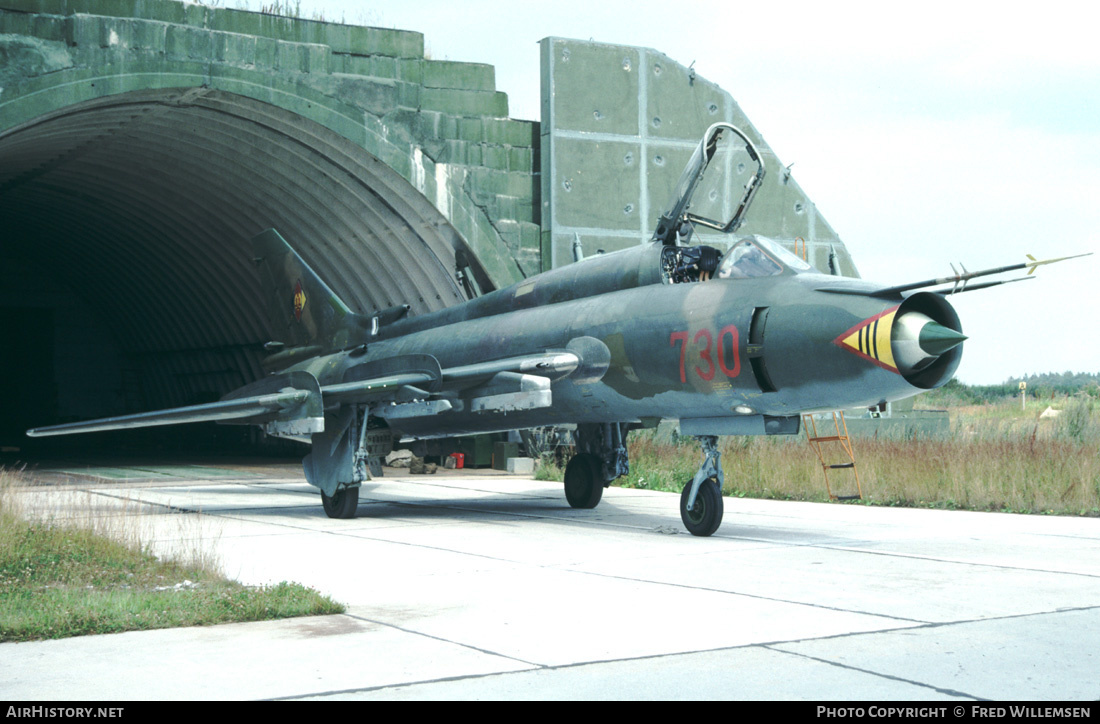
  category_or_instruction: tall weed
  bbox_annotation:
[1056,395,1098,443]
[608,403,1100,515]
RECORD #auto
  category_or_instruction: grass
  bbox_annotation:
[0,469,344,642]
[536,398,1100,516]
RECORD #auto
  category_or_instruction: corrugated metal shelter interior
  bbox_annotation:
[0,88,488,448]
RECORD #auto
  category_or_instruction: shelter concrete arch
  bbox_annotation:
[0,1,539,441]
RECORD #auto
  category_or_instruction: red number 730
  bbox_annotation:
[670,325,740,383]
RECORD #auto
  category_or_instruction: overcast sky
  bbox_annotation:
[268,0,1098,385]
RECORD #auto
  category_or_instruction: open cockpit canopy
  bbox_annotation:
[652,123,766,247]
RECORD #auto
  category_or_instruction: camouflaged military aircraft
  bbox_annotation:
[27,123,1087,536]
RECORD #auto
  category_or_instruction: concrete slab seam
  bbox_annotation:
[766,540,1100,582]
[282,621,980,702]
[48,487,323,538]
[342,611,543,668]
[268,662,539,702]
[72,486,597,564]
[763,645,984,701]
[552,566,932,625]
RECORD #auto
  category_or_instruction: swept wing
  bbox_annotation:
[26,352,580,438]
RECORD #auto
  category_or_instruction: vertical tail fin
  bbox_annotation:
[251,229,369,355]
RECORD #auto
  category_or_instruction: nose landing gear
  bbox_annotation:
[680,436,724,536]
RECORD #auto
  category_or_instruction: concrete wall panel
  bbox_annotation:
[540,36,857,278]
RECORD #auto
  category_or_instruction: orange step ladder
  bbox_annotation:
[802,412,864,501]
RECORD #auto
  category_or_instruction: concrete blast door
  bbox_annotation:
[0,88,483,449]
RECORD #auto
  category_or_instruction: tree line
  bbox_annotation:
[928,373,1100,405]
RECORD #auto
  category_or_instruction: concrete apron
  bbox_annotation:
[3,467,1098,700]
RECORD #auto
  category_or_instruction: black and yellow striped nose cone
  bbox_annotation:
[834,306,967,376]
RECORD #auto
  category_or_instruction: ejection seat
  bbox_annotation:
[662,244,722,284]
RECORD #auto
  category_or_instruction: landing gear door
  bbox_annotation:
[652,123,765,246]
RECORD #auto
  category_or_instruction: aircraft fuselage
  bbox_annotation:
[286,246,957,440]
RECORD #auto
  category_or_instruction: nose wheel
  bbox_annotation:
[681,476,723,537]
[680,436,725,536]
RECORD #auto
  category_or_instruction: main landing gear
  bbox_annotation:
[321,485,360,519]
[680,435,724,537]
[314,405,386,520]
[564,453,603,508]
[564,423,630,510]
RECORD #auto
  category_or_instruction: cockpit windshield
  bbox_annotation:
[716,237,813,279]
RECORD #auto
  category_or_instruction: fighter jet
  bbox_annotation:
[27,123,1087,536]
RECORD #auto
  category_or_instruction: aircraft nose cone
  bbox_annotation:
[918,321,968,356]
[893,312,965,374]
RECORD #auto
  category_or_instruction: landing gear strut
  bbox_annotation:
[310,404,388,520]
[680,435,724,536]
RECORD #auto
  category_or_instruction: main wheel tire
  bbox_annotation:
[680,477,724,537]
[321,486,360,519]
[564,453,603,509]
